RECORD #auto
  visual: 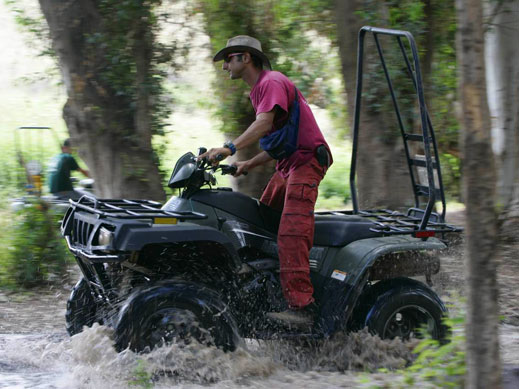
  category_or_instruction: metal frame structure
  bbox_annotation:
[67,196,207,221]
[14,126,61,194]
[350,26,448,232]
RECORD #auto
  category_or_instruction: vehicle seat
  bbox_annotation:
[260,204,382,247]
[313,214,381,247]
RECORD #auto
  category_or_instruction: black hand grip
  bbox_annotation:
[220,164,248,176]
[229,165,247,175]
[198,147,207,156]
[227,165,237,175]
[215,154,224,161]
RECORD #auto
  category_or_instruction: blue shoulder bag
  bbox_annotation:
[259,87,300,160]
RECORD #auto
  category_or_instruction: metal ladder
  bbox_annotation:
[350,26,447,230]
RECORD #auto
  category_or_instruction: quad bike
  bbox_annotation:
[61,27,462,352]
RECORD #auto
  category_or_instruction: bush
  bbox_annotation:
[401,315,466,387]
[0,199,72,288]
[319,158,351,203]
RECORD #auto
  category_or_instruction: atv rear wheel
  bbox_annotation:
[66,278,102,336]
[365,281,447,340]
[114,281,241,353]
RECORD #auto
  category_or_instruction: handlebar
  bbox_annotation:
[215,164,248,176]
[195,148,248,176]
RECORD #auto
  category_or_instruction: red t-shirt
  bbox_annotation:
[250,70,332,178]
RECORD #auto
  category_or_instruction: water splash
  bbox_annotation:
[1,324,419,388]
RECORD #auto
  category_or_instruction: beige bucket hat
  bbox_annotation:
[213,35,272,70]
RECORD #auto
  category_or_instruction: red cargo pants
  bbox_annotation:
[260,157,327,309]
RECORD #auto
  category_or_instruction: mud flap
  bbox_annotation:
[316,271,369,336]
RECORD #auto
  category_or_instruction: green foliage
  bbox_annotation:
[357,311,466,388]
[319,157,351,203]
[399,315,466,387]
[4,0,53,56]
[88,0,173,139]
[440,153,461,201]
[7,0,188,186]
[354,0,460,199]
[199,0,346,136]
[0,199,71,288]
[129,360,153,388]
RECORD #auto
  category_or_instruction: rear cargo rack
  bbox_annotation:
[69,195,207,221]
[316,208,462,237]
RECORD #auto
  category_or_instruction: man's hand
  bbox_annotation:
[233,160,250,177]
[198,147,232,165]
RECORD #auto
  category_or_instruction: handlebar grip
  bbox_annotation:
[227,165,237,175]
[230,165,248,176]
[198,147,207,156]
[215,154,224,161]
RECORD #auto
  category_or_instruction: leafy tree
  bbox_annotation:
[199,0,340,197]
[335,0,415,209]
[335,0,460,207]
[36,0,181,201]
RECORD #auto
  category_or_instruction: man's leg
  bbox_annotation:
[277,158,326,309]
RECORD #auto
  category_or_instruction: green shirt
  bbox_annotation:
[48,153,80,193]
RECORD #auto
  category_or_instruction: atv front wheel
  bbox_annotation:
[365,280,447,341]
[114,281,241,353]
[66,278,102,336]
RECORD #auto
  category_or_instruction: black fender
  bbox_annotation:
[115,223,241,268]
[352,277,446,329]
[114,280,242,352]
[364,278,448,340]
[316,235,446,336]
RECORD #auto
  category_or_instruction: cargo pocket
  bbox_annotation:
[279,213,313,237]
[287,182,318,204]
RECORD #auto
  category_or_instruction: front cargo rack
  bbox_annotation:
[68,195,207,221]
[316,208,462,238]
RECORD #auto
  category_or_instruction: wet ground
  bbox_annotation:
[1,210,519,388]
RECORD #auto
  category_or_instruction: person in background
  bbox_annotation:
[48,138,89,200]
[200,35,333,327]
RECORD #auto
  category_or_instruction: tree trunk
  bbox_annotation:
[456,0,501,387]
[39,0,165,201]
[485,0,519,222]
[335,0,413,210]
[201,0,275,198]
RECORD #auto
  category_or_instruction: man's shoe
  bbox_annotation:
[266,303,318,327]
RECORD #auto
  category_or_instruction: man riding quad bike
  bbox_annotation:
[61,27,461,352]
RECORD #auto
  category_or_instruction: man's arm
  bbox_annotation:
[234,151,273,176]
[233,110,275,150]
[200,110,276,162]
[79,168,90,178]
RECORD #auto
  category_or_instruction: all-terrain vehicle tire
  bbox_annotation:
[114,281,241,353]
[364,278,447,341]
[66,278,102,336]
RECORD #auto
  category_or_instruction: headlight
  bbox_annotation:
[98,227,114,246]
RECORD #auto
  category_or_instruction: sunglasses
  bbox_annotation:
[224,53,244,63]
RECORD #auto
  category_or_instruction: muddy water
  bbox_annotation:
[0,318,414,388]
[0,279,413,388]
[1,286,518,389]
